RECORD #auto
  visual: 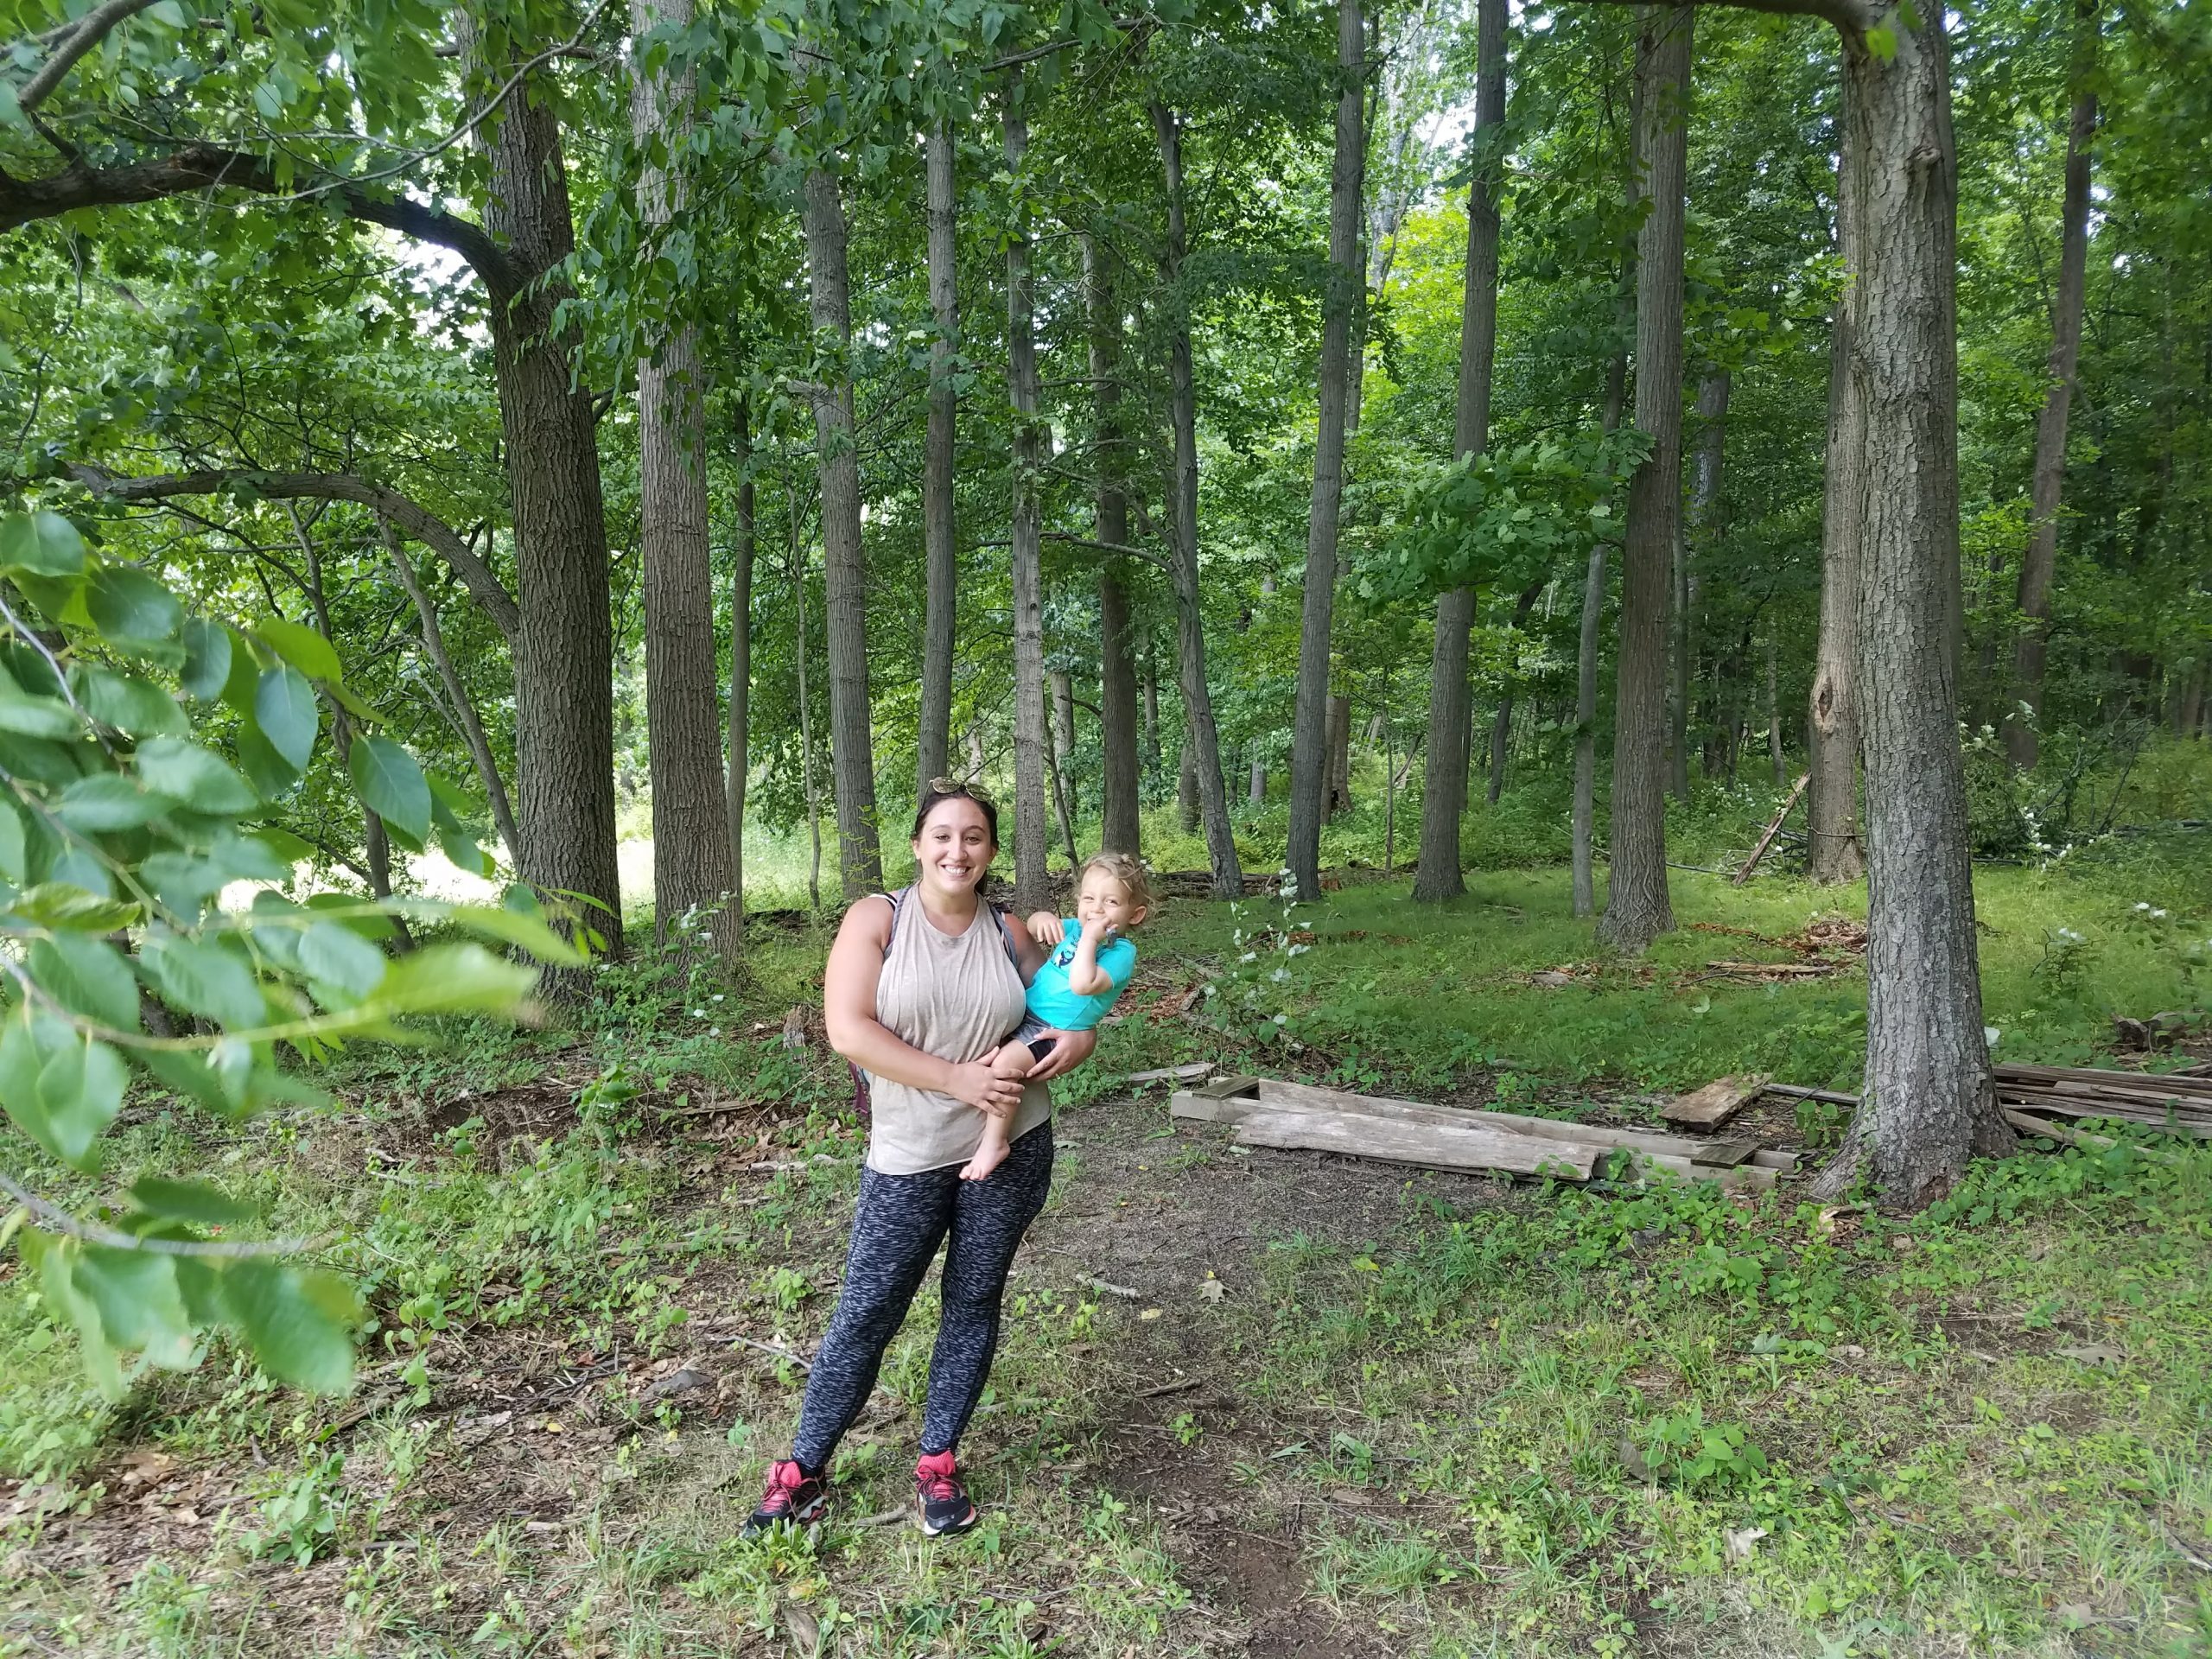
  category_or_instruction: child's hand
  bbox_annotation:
[1026,912,1065,946]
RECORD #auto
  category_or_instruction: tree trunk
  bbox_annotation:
[1765,633,1786,785]
[918,118,959,794]
[1670,366,1730,799]
[633,0,740,963]
[2005,0,2098,769]
[1004,86,1052,917]
[1287,0,1365,905]
[1178,725,1200,833]
[1488,580,1542,806]
[1046,686,1080,869]
[1153,101,1243,899]
[787,455,823,911]
[728,397,755,915]
[1413,0,1505,904]
[1325,692,1352,816]
[1142,639,1164,792]
[1808,67,1866,885]
[1050,664,1077,826]
[1574,235,1633,919]
[1088,236,1143,856]
[1595,3,1690,955]
[801,167,883,899]
[469,26,623,963]
[376,518,522,868]
[1811,8,2008,1207]
[1249,742,1267,805]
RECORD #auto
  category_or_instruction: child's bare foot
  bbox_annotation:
[960,1127,1011,1182]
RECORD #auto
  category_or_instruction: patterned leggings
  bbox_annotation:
[791,1122,1054,1470]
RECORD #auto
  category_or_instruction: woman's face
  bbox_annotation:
[911,798,995,896]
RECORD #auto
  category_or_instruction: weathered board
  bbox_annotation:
[1232,1109,1600,1181]
[1661,1075,1768,1128]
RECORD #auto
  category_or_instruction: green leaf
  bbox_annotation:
[236,724,302,800]
[0,510,86,577]
[254,618,344,684]
[0,1011,127,1172]
[35,1236,123,1398]
[440,826,491,877]
[0,799,23,883]
[1866,22,1897,58]
[0,686,83,739]
[56,773,169,833]
[68,1243,195,1370]
[136,737,258,815]
[297,921,388,1000]
[180,620,233,701]
[347,736,429,843]
[304,892,397,941]
[86,565,183,644]
[10,884,140,931]
[222,1260,359,1394]
[30,933,141,1032]
[372,943,537,1016]
[443,904,588,967]
[128,1176,258,1227]
[253,668,318,772]
[73,665,186,736]
[139,934,268,1031]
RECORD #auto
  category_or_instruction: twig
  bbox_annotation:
[726,1333,813,1372]
[1136,1376,1202,1399]
[0,1170,321,1259]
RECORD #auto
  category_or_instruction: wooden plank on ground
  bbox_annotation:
[1253,1078,1723,1160]
[1751,1148,1801,1173]
[1661,1075,1768,1129]
[1195,1074,1262,1100]
[1124,1063,1216,1087]
[1691,1138,1760,1168]
[1233,1109,1599,1181]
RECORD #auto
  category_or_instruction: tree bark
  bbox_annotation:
[1669,367,1730,798]
[918,118,960,794]
[2005,0,2098,769]
[633,0,740,963]
[1249,742,1267,805]
[801,167,883,897]
[1152,101,1243,899]
[1811,7,2008,1207]
[1488,580,1543,805]
[1287,0,1366,905]
[1595,3,1689,954]
[1574,207,1635,919]
[1808,67,1866,884]
[376,517,522,868]
[1142,639,1163,790]
[787,455,823,911]
[727,397,756,917]
[1325,692,1352,815]
[1004,86,1052,916]
[1177,724,1200,833]
[1765,633,1787,785]
[1050,664,1078,826]
[1088,235,1143,856]
[468,26,624,963]
[1412,0,1505,904]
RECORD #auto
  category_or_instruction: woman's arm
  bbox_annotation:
[823,898,1023,1113]
[1026,1025,1097,1081]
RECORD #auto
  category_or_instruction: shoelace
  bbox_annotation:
[760,1465,808,1513]
[918,1470,963,1503]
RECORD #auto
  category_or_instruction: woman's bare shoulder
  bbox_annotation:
[835,893,897,947]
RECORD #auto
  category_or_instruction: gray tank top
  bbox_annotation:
[866,896,1052,1174]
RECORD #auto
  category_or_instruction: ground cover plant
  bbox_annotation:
[3,824,2207,1656]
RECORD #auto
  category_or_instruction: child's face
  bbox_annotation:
[1077,871,1147,936]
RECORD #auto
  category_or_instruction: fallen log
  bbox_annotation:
[1733,773,1808,885]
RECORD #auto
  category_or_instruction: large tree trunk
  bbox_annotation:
[1808,69,1866,884]
[1595,3,1690,954]
[1765,634,1786,784]
[1574,57,1642,921]
[633,0,740,963]
[1812,8,2008,1207]
[2005,0,2098,769]
[1669,367,1730,798]
[376,518,522,868]
[918,118,959,793]
[1325,692,1352,816]
[1050,664,1078,828]
[1142,641,1163,789]
[1249,741,1267,805]
[469,29,623,963]
[727,397,755,912]
[1004,86,1052,916]
[1152,102,1243,899]
[787,454,823,910]
[1177,725,1200,833]
[1087,236,1143,856]
[801,168,884,898]
[1287,0,1365,904]
[1412,0,1506,904]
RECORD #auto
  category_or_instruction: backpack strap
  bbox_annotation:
[880,884,1021,970]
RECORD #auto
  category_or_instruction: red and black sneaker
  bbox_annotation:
[742,1459,829,1537]
[913,1449,979,1537]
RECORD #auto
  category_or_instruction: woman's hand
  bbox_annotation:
[1025,911,1065,947]
[1025,1026,1096,1082]
[945,1060,1024,1116]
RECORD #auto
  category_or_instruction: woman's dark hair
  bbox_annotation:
[911,778,1000,845]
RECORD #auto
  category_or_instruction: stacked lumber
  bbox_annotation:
[1993,1063,2212,1140]
[1171,1077,1796,1191]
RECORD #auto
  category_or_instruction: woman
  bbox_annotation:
[743,782,1097,1538]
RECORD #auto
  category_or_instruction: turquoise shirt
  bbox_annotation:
[1025,918,1137,1032]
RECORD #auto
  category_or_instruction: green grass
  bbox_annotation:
[3,799,2209,1656]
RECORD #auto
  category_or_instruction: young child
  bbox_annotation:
[962,853,1151,1181]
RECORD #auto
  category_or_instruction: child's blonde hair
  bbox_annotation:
[1077,852,1154,915]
